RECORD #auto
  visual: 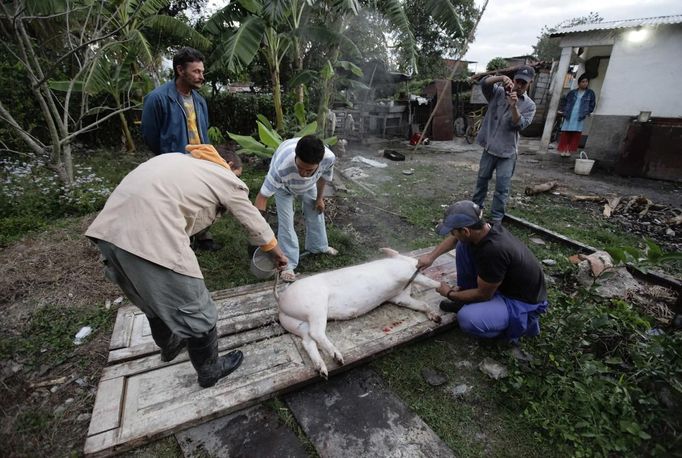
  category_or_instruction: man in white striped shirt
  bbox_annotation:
[255,135,338,282]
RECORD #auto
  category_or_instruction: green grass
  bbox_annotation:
[510,193,644,251]
[0,302,117,369]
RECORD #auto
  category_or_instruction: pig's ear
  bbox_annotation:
[379,247,400,257]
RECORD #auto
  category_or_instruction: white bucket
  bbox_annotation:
[574,151,595,176]
[250,247,276,279]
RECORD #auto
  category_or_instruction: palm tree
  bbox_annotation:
[206,0,470,134]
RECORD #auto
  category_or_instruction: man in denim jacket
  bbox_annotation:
[141,47,210,156]
[471,66,536,222]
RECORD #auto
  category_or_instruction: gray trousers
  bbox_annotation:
[95,240,217,339]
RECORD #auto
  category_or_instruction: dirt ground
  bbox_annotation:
[0,135,679,457]
[331,136,680,253]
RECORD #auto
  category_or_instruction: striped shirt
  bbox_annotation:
[259,138,335,197]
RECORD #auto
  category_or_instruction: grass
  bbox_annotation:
[1,304,116,368]
[2,147,680,457]
[508,193,644,249]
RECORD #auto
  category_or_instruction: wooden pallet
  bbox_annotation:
[84,247,457,456]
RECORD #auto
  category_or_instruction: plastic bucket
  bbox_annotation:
[250,247,276,279]
[574,151,595,176]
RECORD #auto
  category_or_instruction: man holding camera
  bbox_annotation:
[471,65,536,222]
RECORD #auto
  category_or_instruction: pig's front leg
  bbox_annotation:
[390,290,442,323]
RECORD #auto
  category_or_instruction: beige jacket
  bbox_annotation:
[86,152,276,279]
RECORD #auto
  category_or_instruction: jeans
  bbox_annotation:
[471,150,517,221]
[454,242,509,338]
[275,187,329,271]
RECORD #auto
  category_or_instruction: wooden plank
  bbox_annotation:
[85,247,459,456]
[86,307,457,456]
[107,248,456,363]
[108,306,136,351]
[106,324,285,378]
[107,288,280,364]
[87,377,125,436]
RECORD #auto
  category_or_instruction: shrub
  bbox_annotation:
[502,289,682,456]
[0,156,112,245]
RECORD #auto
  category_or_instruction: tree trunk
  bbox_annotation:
[293,39,305,104]
[272,68,284,131]
[316,49,340,134]
[119,111,136,152]
[316,19,344,134]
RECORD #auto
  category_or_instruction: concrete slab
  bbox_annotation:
[284,367,455,458]
[176,405,308,458]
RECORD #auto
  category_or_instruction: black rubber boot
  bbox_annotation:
[148,317,185,362]
[187,327,243,388]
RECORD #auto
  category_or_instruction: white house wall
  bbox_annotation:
[549,24,682,168]
[597,25,682,117]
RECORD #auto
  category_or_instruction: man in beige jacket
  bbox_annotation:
[86,145,287,388]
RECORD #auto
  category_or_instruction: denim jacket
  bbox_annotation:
[562,88,596,121]
[141,81,209,155]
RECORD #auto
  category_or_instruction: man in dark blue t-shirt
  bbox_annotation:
[417,200,548,340]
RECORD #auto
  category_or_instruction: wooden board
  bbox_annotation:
[85,248,457,457]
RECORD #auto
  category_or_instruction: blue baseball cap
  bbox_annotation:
[514,65,535,82]
[435,200,483,235]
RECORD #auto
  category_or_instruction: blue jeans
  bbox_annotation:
[471,150,517,221]
[454,242,546,339]
[275,187,329,271]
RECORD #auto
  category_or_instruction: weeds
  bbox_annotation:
[0,151,145,246]
[1,302,116,369]
[502,289,681,457]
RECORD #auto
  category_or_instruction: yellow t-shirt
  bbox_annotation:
[182,94,200,145]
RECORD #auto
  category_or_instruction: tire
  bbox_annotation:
[454,116,467,137]
[465,126,477,144]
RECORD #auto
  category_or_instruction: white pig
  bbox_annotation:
[276,248,442,378]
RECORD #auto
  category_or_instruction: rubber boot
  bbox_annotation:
[148,317,185,362]
[187,326,243,388]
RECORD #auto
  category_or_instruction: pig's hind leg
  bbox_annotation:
[279,312,329,378]
[307,312,345,369]
[389,290,442,323]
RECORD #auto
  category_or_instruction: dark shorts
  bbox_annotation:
[95,239,217,338]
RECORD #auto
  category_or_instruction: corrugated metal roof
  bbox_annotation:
[550,14,682,36]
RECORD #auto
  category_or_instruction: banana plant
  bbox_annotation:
[228,102,336,158]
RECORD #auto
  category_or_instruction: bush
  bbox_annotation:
[502,289,682,456]
[0,156,112,245]
[208,92,275,136]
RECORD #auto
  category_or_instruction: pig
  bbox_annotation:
[276,248,442,378]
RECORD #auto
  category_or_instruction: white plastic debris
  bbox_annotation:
[478,357,508,380]
[113,296,124,305]
[73,326,93,345]
[351,156,387,168]
[542,259,557,266]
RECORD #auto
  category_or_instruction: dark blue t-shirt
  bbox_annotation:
[472,224,547,304]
